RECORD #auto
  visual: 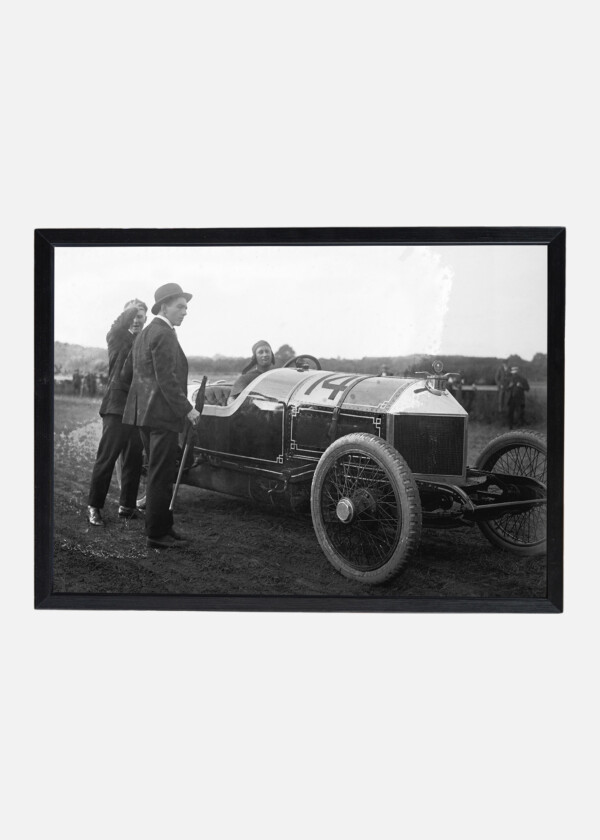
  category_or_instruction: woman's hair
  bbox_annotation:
[241,340,275,374]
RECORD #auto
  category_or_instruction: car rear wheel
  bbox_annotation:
[311,433,422,583]
[475,430,547,556]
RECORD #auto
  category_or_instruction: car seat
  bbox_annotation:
[204,383,232,406]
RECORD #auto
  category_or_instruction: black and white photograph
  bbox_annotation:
[7,3,595,838]
[37,229,562,610]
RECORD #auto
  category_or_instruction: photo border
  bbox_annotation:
[35,227,564,612]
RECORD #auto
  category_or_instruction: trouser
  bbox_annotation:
[497,386,507,412]
[507,400,525,429]
[139,426,179,538]
[88,414,144,508]
[116,448,149,489]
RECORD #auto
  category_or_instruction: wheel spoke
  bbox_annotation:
[492,444,546,486]
[477,435,547,553]
[318,448,402,570]
[491,504,546,546]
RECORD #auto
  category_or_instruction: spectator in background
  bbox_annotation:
[86,299,148,526]
[72,369,81,396]
[464,379,477,412]
[506,365,530,429]
[86,371,97,397]
[495,361,510,413]
[80,372,89,397]
[447,374,462,400]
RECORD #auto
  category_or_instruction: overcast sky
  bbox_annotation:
[55,245,546,360]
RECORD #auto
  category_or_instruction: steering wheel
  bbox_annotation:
[283,354,322,371]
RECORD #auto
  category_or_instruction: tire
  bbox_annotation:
[311,433,422,583]
[475,430,547,556]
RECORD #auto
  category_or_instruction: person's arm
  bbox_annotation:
[107,306,137,340]
[117,348,134,390]
[228,371,255,403]
[106,307,137,361]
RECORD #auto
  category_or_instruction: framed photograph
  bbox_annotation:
[35,227,564,612]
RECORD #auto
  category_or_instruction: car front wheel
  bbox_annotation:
[311,433,422,583]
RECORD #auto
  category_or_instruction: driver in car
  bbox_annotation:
[228,340,276,403]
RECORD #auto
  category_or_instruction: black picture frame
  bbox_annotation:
[35,227,564,612]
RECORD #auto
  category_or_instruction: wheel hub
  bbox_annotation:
[335,489,376,523]
[336,498,355,522]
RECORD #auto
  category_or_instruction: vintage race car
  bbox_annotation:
[182,357,547,584]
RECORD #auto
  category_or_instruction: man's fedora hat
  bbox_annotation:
[151,283,193,315]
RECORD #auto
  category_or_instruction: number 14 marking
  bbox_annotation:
[304,374,357,401]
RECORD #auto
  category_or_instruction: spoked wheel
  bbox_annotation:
[311,433,422,583]
[475,430,547,556]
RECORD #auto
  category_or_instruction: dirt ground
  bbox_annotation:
[52,395,547,599]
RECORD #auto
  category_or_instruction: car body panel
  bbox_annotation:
[187,368,468,484]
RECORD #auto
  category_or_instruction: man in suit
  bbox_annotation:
[495,361,510,413]
[87,299,148,525]
[506,365,530,429]
[123,283,200,549]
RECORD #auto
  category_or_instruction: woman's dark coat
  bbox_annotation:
[99,307,137,417]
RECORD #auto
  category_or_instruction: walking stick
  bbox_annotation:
[169,376,207,511]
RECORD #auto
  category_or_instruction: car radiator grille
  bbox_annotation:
[394,416,465,476]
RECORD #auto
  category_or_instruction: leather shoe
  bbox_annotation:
[136,495,146,511]
[87,506,103,526]
[167,528,188,542]
[146,534,177,549]
[118,506,137,519]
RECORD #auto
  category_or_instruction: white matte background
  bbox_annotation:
[2,2,595,839]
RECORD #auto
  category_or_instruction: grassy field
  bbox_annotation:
[52,394,548,599]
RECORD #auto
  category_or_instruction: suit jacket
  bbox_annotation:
[122,317,192,432]
[99,308,137,416]
[494,365,509,388]
[506,373,530,405]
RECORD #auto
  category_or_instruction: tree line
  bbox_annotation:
[54,341,547,385]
